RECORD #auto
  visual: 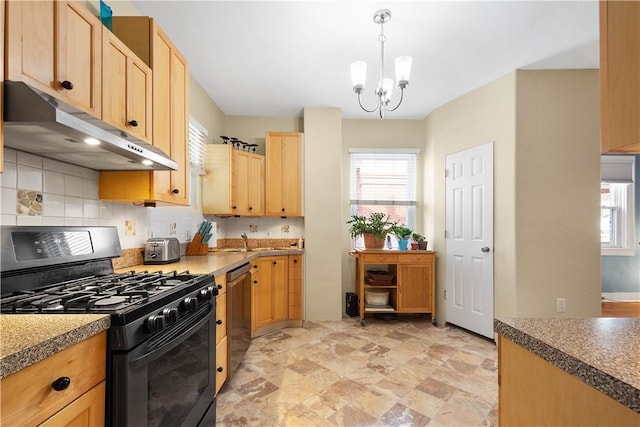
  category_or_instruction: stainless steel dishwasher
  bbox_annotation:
[226,263,252,377]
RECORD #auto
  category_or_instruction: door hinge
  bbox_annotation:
[444,290,447,300]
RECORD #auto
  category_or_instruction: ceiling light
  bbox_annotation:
[350,9,412,119]
[142,159,153,166]
[84,137,100,146]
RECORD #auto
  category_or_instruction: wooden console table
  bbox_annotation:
[350,249,436,326]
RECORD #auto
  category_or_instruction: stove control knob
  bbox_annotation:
[146,314,166,333]
[198,287,214,302]
[182,296,198,312]
[162,308,179,324]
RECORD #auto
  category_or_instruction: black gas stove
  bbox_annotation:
[0,226,217,426]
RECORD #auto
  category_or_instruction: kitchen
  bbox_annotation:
[0,0,639,426]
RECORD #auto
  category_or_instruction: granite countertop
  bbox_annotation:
[116,248,304,276]
[495,317,640,414]
[0,314,110,379]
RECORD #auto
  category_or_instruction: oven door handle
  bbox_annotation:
[130,307,212,368]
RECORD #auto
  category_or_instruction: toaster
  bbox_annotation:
[144,238,181,264]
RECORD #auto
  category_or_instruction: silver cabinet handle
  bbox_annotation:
[481,247,490,253]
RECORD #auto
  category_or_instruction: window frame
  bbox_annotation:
[601,155,636,257]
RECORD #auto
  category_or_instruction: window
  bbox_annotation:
[601,156,635,256]
[350,149,418,245]
[188,116,207,176]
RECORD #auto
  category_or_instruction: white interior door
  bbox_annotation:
[445,142,494,338]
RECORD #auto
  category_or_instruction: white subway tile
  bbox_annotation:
[82,218,100,226]
[1,215,17,225]
[64,218,83,226]
[83,199,99,218]
[42,158,70,173]
[64,175,83,197]
[3,148,17,163]
[42,217,65,226]
[82,168,99,180]
[99,200,113,218]
[1,162,17,189]
[44,193,65,217]
[83,179,99,199]
[17,165,42,192]
[1,188,17,215]
[17,151,43,168]
[43,170,65,195]
[17,215,43,226]
[64,196,83,217]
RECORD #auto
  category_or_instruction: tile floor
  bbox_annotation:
[216,316,498,426]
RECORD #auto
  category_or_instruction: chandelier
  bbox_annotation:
[350,9,413,119]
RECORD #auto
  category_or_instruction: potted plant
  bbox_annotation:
[412,233,428,250]
[391,224,413,250]
[347,212,394,249]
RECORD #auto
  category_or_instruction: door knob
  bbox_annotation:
[481,247,490,253]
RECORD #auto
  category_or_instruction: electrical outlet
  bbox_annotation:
[556,298,566,313]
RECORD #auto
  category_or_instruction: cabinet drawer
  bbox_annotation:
[38,381,105,427]
[216,293,227,345]
[362,254,399,264]
[215,336,228,395]
[398,254,433,265]
[0,332,106,427]
[215,274,227,296]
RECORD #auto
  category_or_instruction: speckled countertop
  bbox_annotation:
[115,248,304,276]
[495,317,640,414]
[0,314,110,379]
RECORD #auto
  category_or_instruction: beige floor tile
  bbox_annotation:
[216,318,497,426]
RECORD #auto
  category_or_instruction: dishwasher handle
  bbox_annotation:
[227,262,250,282]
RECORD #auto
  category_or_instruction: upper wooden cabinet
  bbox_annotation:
[5,0,102,118]
[600,0,640,153]
[102,30,152,144]
[265,132,303,217]
[100,17,189,205]
[203,145,265,216]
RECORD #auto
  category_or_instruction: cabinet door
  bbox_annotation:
[252,257,288,332]
[397,264,433,312]
[600,1,640,152]
[233,151,251,215]
[247,154,265,215]
[169,48,189,204]
[128,57,152,143]
[38,382,105,427]
[288,255,303,320]
[102,32,152,143]
[5,1,55,94]
[215,336,228,395]
[265,132,303,216]
[56,0,102,117]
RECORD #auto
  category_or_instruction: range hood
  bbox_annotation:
[3,81,178,171]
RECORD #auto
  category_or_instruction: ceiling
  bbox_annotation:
[131,1,600,120]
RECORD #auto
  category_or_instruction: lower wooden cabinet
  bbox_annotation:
[215,335,228,395]
[0,332,106,426]
[351,250,436,322]
[38,382,105,427]
[251,254,303,337]
[214,273,228,395]
[288,254,303,319]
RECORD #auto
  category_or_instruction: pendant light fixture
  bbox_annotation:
[350,9,412,119]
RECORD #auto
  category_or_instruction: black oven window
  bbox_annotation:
[147,323,210,427]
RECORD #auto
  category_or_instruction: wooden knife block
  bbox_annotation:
[187,234,208,255]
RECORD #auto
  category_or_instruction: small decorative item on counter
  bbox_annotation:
[412,233,428,250]
[390,224,413,250]
[298,237,304,248]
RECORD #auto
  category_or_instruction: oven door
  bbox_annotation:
[109,304,215,427]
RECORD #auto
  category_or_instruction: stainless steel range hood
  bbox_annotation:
[3,81,178,171]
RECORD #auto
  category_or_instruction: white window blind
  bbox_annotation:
[601,155,636,256]
[189,116,207,176]
[350,149,418,228]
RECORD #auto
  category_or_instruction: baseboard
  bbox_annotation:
[602,292,640,302]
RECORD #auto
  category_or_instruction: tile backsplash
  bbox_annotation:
[1,148,206,249]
